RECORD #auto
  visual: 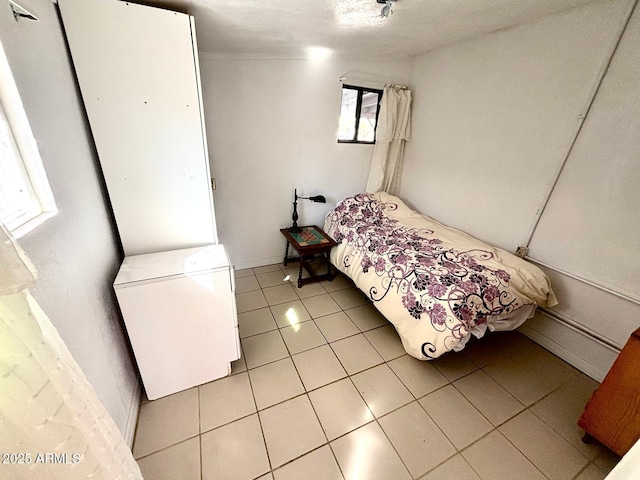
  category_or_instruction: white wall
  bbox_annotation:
[403,0,632,252]
[0,1,139,439]
[200,56,411,269]
[527,2,640,303]
[402,0,639,380]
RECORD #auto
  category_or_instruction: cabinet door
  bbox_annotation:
[58,0,217,255]
[115,270,238,400]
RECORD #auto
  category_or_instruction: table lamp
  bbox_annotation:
[289,189,326,233]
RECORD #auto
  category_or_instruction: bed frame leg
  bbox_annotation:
[325,252,333,281]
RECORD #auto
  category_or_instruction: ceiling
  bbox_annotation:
[135,0,598,58]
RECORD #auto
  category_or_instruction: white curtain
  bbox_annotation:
[365,86,412,196]
[0,223,142,480]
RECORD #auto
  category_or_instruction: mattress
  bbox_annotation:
[324,192,557,359]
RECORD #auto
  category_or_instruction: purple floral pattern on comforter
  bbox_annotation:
[325,193,523,358]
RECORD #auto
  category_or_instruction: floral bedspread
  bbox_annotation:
[324,192,557,359]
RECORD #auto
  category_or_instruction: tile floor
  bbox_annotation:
[133,262,620,480]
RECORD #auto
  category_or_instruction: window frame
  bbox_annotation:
[337,84,383,145]
[0,40,57,238]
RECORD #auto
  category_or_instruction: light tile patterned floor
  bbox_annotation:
[133,263,620,480]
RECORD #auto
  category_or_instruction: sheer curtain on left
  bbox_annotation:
[0,222,142,480]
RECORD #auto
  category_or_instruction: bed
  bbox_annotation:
[323,192,557,360]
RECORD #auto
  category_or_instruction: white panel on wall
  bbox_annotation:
[528,4,640,302]
[519,311,620,382]
[537,265,640,348]
[58,0,216,255]
[401,0,631,253]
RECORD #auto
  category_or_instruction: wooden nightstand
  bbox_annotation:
[280,225,337,288]
[578,327,640,456]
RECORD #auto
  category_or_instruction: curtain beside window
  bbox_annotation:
[365,86,412,195]
[0,222,142,480]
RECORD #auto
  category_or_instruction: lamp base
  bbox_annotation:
[288,226,302,233]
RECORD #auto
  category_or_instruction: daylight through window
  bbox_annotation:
[0,40,56,237]
[337,85,383,144]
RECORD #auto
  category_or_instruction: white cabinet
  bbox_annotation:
[60,0,239,398]
[58,0,217,255]
[114,245,239,400]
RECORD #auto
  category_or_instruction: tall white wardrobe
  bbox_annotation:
[59,0,239,399]
[59,0,217,255]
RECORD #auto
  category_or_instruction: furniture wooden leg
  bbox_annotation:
[325,252,333,281]
[298,254,304,288]
[283,241,290,266]
[582,433,594,444]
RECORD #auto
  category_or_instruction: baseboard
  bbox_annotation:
[519,310,619,382]
[233,255,283,271]
[124,380,142,448]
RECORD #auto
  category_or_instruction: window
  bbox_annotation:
[0,40,56,237]
[337,85,383,144]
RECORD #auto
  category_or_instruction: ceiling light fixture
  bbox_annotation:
[377,0,395,18]
[306,46,333,60]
